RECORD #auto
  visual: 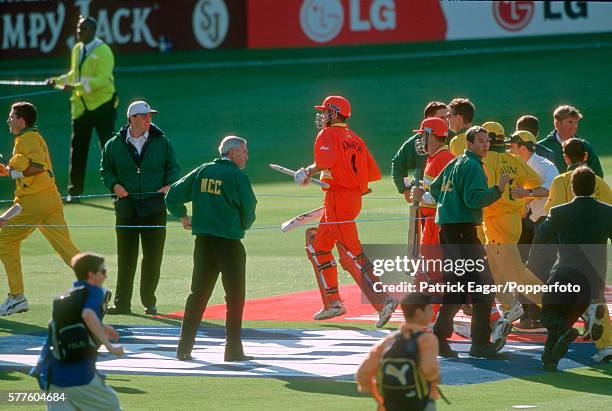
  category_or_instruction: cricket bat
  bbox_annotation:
[0,80,47,86]
[407,171,422,259]
[281,206,325,232]
[0,203,22,221]
[269,164,330,189]
[281,189,372,232]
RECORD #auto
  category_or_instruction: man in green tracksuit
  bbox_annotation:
[166,136,257,362]
[100,101,180,315]
[47,16,118,202]
[429,126,512,359]
[391,101,448,200]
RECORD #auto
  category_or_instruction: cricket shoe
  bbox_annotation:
[375,298,399,328]
[586,303,606,341]
[492,317,513,352]
[552,327,579,361]
[0,294,29,316]
[503,302,524,323]
[313,301,346,320]
[593,346,612,363]
[491,303,523,350]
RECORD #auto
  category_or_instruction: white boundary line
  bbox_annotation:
[1,40,611,77]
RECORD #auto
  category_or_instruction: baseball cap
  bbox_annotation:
[507,130,537,149]
[413,117,448,137]
[127,100,158,118]
[482,121,505,143]
[314,96,351,118]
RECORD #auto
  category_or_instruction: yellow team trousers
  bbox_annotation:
[483,213,543,307]
[0,191,80,295]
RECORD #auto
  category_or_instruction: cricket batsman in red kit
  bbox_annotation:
[411,117,455,284]
[295,96,398,328]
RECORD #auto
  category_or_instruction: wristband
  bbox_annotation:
[9,169,24,179]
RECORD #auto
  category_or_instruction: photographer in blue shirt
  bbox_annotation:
[31,253,124,410]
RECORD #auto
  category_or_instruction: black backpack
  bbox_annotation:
[48,286,98,362]
[377,330,431,411]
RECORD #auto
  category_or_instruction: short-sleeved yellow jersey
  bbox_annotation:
[544,168,612,214]
[9,127,57,197]
[483,150,542,217]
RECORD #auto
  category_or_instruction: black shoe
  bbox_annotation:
[224,353,255,362]
[541,349,558,371]
[542,360,558,371]
[552,328,579,361]
[515,318,547,333]
[144,306,157,315]
[177,352,192,361]
[438,339,459,358]
[64,195,81,204]
[469,343,508,359]
[107,306,131,315]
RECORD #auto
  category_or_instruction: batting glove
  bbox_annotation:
[294,167,310,186]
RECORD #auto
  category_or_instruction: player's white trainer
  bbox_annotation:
[503,302,524,323]
[586,303,606,341]
[313,301,346,320]
[375,298,398,328]
[0,294,29,316]
[492,317,512,352]
[593,346,612,363]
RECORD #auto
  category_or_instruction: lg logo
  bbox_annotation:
[192,0,229,49]
[493,1,535,32]
[300,0,344,43]
[300,0,396,44]
[494,1,588,32]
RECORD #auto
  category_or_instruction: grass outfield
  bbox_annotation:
[0,34,611,409]
[2,365,612,410]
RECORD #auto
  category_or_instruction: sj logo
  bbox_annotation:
[201,178,222,195]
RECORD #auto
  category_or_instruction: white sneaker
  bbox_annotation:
[375,298,398,328]
[586,303,606,341]
[503,303,524,323]
[313,301,346,320]
[492,317,512,352]
[0,294,29,316]
[593,346,612,363]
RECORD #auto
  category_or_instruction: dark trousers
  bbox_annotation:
[114,210,166,309]
[539,269,590,356]
[177,235,246,356]
[69,97,117,196]
[433,223,495,346]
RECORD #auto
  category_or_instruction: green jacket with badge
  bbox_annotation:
[165,158,257,240]
[100,123,180,218]
[538,131,603,178]
[430,150,502,225]
[52,39,116,119]
[391,133,427,194]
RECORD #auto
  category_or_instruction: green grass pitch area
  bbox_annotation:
[0,33,611,409]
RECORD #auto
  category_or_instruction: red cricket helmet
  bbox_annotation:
[413,117,449,155]
[314,96,351,129]
[413,117,449,138]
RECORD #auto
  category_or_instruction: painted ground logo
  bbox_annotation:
[192,0,229,49]
[300,0,344,43]
[493,1,535,32]
[0,326,595,384]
